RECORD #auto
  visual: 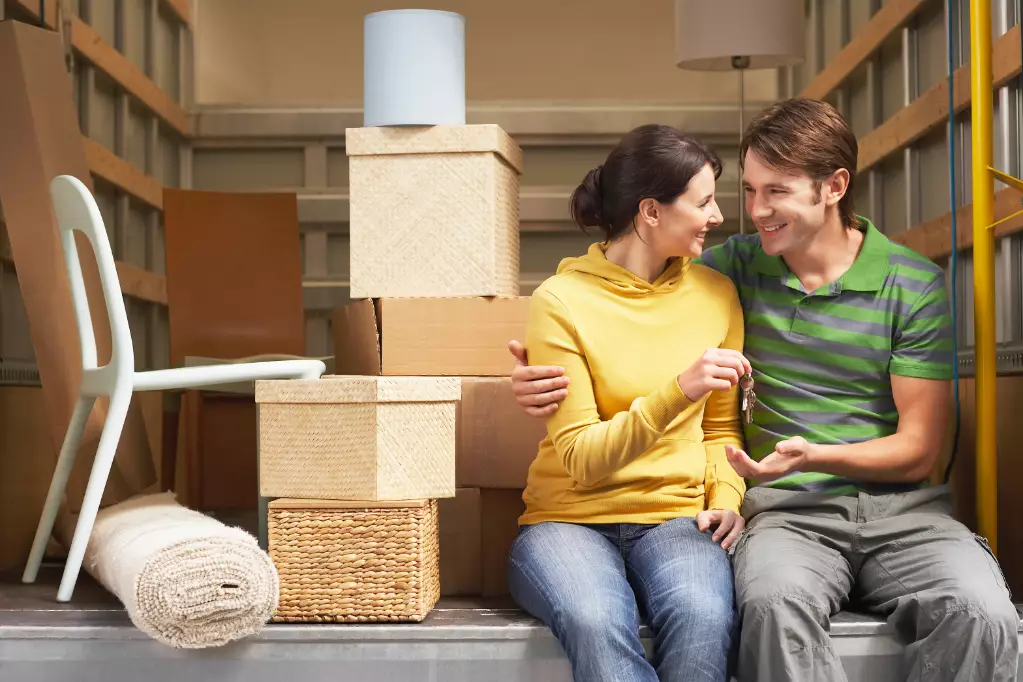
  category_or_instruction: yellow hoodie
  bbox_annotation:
[520,242,746,526]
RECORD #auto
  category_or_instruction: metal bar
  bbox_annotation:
[902,24,919,230]
[969,0,998,552]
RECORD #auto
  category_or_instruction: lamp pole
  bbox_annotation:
[733,55,750,235]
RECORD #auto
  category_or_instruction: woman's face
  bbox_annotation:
[639,163,723,258]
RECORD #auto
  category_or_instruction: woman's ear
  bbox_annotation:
[637,197,660,227]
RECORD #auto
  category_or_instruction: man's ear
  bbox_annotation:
[823,169,850,207]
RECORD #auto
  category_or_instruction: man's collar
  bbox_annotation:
[750,216,891,293]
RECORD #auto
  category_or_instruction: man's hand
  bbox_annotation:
[696,509,745,550]
[725,437,812,482]
[509,340,570,418]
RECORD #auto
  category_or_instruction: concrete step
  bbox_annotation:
[2,571,1021,682]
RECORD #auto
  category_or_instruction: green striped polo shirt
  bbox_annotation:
[696,217,954,495]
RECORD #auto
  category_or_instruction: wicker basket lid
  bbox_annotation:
[344,123,524,174]
[254,375,461,404]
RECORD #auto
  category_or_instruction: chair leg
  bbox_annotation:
[56,389,131,602]
[22,395,96,584]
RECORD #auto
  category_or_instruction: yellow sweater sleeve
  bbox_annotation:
[702,289,747,513]
[525,287,695,487]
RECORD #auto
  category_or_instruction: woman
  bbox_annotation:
[508,124,750,682]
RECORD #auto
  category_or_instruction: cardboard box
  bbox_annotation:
[346,125,522,299]
[481,488,526,597]
[438,487,525,598]
[438,487,482,596]
[333,297,530,376]
[255,376,460,500]
[457,377,545,488]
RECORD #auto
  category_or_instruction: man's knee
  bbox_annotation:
[739,576,832,629]
[922,585,1020,643]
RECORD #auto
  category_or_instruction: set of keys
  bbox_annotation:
[739,372,756,425]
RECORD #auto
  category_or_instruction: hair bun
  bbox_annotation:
[570,165,605,233]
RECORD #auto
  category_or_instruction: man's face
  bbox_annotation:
[741,151,829,257]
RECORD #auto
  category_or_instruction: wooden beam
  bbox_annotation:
[859,24,1022,172]
[70,17,191,137]
[83,136,163,209]
[0,253,167,305]
[890,187,1023,261]
[800,0,929,101]
[115,261,168,305]
[160,0,192,28]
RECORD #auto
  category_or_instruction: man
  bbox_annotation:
[507,98,1019,681]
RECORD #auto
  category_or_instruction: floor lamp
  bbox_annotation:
[674,0,806,235]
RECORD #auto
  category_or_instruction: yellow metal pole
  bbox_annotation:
[970,0,998,553]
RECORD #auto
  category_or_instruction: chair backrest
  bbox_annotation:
[49,174,134,375]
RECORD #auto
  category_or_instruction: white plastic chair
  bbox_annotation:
[22,175,326,602]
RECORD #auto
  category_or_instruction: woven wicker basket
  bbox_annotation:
[255,375,460,500]
[346,124,523,299]
[268,498,440,623]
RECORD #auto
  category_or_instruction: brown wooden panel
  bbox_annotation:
[162,188,306,367]
[0,20,155,517]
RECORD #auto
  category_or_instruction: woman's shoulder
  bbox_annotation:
[685,261,740,300]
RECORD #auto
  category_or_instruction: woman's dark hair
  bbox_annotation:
[570,124,722,241]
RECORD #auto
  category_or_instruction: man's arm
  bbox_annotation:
[803,375,949,482]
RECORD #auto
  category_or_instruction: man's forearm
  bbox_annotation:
[805,432,936,483]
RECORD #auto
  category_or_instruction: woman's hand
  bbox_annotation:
[676,348,753,401]
[696,509,745,550]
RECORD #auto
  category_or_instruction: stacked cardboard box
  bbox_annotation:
[330,124,548,599]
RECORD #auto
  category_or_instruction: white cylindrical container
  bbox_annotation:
[363,9,466,127]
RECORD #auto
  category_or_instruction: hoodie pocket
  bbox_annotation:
[704,462,719,507]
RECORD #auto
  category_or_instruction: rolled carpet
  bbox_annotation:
[83,491,279,648]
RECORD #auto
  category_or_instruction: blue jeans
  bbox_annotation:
[507,516,737,682]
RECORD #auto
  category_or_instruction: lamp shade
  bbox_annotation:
[674,0,806,70]
[363,9,466,126]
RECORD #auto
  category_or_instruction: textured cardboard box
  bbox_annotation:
[346,125,522,299]
[332,297,530,377]
[256,376,460,500]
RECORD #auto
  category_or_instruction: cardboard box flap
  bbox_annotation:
[333,297,530,377]
[332,299,382,375]
[255,375,461,404]
[345,124,524,174]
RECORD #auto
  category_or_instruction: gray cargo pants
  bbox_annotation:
[732,484,1020,681]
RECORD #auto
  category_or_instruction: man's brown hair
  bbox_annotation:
[740,98,860,228]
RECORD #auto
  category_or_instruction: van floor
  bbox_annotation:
[3,567,1022,682]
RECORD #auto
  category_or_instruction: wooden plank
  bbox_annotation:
[71,17,191,137]
[83,136,163,209]
[115,260,168,305]
[800,0,929,101]
[0,253,167,305]
[890,186,1023,261]
[161,0,192,28]
[859,24,1022,172]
